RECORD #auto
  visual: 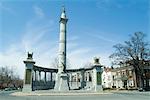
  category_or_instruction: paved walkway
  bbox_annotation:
[11,89,150,96]
[11,91,112,96]
[1,90,150,100]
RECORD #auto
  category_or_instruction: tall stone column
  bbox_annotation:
[54,7,69,91]
[58,6,68,73]
[23,52,35,92]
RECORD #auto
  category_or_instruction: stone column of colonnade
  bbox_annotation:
[76,73,78,88]
[85,72,90,89]
[34,70,42,82]
[36,71,39,81]
[87,72,90,82]
[51,72,53,81]
[39,71,41,81]
[92,68,97,91]
[44,71,47,82]
[69,73,72,87]
[81,70,85,89]
[34,70,37,81]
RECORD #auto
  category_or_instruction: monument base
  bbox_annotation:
[22,84,32,92]
[94,85,103,91]
[54,73,69,91]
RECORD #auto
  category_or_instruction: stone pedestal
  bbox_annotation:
[23,52,35,92]
[23,68,33,92]
[22,84,32,92]
[95,85,103,91]
[54,73,69,91]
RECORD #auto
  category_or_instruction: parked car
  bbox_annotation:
[4,87,17,91]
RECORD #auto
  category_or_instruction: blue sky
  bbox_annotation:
[0,0,149,78]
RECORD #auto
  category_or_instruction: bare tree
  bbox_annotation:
[0,66,23,90]
[51,57,71,69]
[83,62,93,69]
[109,32,150,89]
[51,57,59,68]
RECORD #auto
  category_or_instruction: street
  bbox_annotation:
[0,91,149,100]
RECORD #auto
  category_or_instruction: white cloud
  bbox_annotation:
[0,45,26,79]
[33,5,45,18]
[68,47,112,69]
[88,32,117,43]
[67,34,112,69]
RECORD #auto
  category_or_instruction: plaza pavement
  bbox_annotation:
[10,89,150,96]
[11,90,112,96]
[0,90,150,100]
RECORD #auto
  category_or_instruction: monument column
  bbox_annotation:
[54,7,69,91]
[58,6,68,73]
[23,52,35,92]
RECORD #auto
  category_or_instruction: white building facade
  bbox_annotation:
[102,68,113,88]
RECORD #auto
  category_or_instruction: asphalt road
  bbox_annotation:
[0,91,149,100]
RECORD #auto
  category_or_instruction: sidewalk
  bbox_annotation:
[11,89,150,96]
[104,89,150,96]
[11,91,112,96]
